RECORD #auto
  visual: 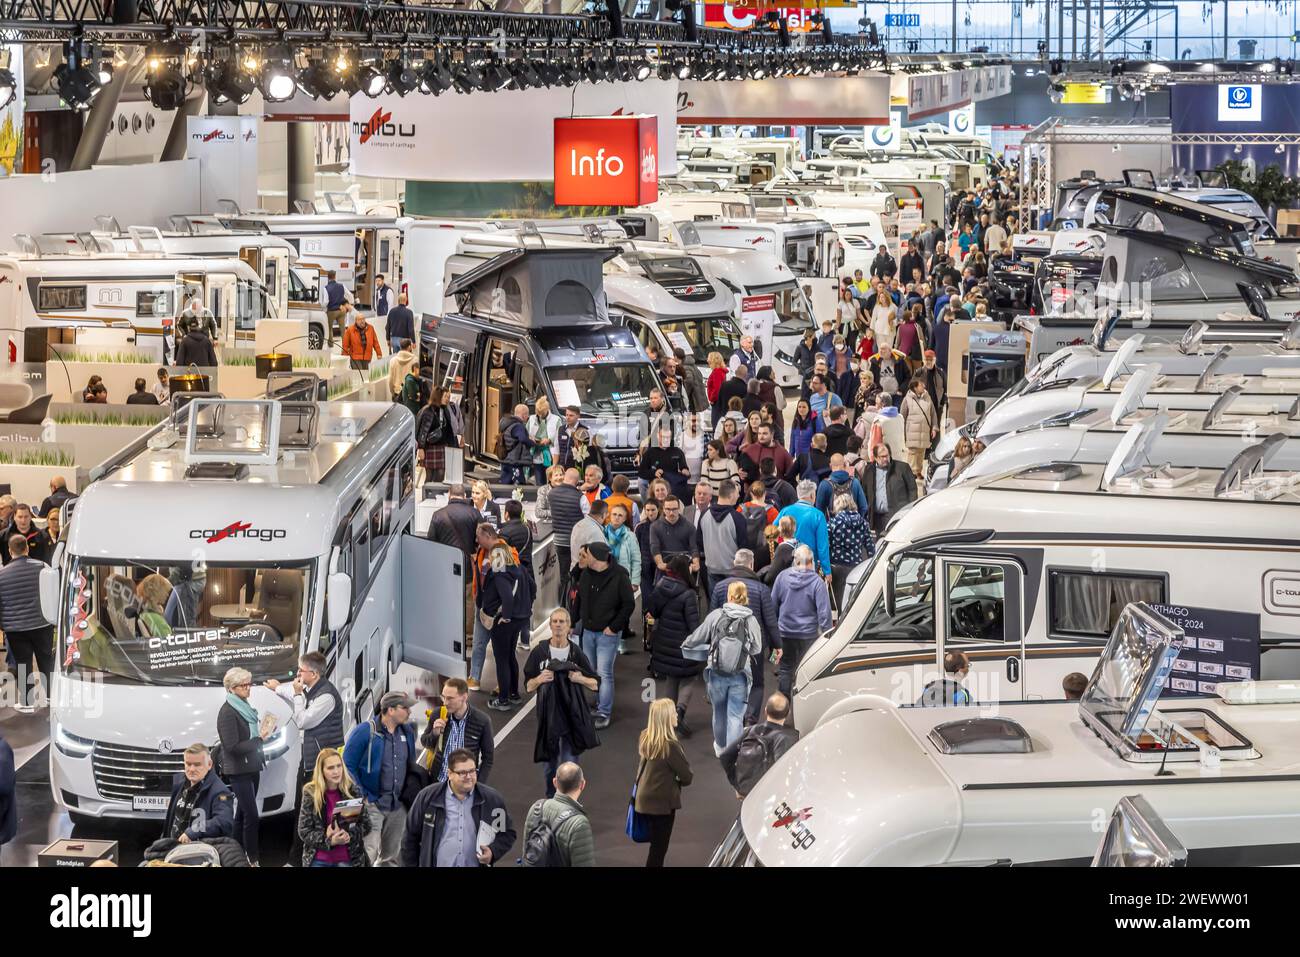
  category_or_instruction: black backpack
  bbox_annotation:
[739,503,770,554]
[521,800,581,867]
[829,475,853,502]
[732,728,778,797]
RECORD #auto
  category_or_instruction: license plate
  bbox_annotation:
[132,795,169,812]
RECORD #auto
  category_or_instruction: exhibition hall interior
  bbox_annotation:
[1,0,1300,882]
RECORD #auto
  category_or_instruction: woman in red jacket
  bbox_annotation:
[705,351,727,420]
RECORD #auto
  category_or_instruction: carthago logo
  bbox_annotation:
[354,108,415,145]
[640,149,657,183]
[191,521,287,543]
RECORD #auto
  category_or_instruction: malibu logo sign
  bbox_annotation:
[353,108,416,146]
[554,115,658,207]
[191,128,236,143]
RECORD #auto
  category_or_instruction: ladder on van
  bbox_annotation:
[439,348,465,391]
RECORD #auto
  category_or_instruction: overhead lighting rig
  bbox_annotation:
[52,39,102,109]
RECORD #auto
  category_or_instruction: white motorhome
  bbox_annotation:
[212,196,401,308]
[717,603,1300,866]
[0,247,290,366]
[39,222,331,349]
[40,397,464,822]
[791,428,1300,736]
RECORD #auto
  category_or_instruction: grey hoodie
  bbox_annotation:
[771,566,833,640]
[681,602,763,686]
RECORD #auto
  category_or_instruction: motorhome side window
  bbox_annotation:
[1048,569,1165,640]
[351,520,371,605]
[944,562,1007,643]
[38,284,87,312]
[858,554,935,642]
[137,290,172,318]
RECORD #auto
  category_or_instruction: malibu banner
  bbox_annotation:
[350,78,678,181]
[678,74,890,125]
[554,115,658,207]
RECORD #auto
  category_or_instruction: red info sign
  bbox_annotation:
[554,115,658,207]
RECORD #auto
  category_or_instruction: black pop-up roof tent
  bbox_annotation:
[445,246,621,329]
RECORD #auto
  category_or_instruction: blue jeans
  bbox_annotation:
[470,615,491,683]
[310,860,352,867]
[706,671,749,751]
[579,628,620,719]
[543,735,580,798]
[389,336,403,353]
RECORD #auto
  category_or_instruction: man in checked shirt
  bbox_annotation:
[421,678,496,784]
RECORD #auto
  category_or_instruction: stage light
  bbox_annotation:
[297,61,341,100]
[259,54,297,102]
[53,43,102,110]
[205,58,255,105]
[420,54,453,94]
[676,58,692,80]
[143,46,189,110]
[0,68,15,110]
[358,62,387,97]
[386,58,419,96]
[452,56,482,94]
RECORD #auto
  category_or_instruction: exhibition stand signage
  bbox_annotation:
[907,64,1011,120]
[678,74,891,125]
[553,115,658,207]
[1151,604,1261,698]
[349,78,678,181]
[185,115,259,213]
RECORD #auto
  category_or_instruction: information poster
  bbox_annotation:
[1151,604,1261,698]
[740,294,777,363]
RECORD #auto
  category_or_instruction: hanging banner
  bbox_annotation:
[908,65,1010,120]
[1151,604,1260,698]
[554,115,658,206]
[350,78,678,181]
[1062,82,1108,105]
[678,74,890,125]
[185,115,259,213]
[703,4,822,30]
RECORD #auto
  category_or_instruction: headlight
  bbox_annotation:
[262,726,291,761]
[775,349,795,365]
[54,724,95,758]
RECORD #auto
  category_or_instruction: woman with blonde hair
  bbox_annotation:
[470,479,502,525]
[526,395,562,485]
[682,579,762,756]
[298,748,372,867]
[534,464,566,523]
[950,435,976,481]
[632,698,693,867]
[706,350,727,421]
[135,573,174,637]
[481,543,534,712]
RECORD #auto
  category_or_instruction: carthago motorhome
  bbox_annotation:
[791,425,1300,736]
[0,247,295,366]
[716,604,1300,866]
[39,397,466,822]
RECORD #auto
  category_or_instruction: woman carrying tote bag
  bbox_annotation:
[629,698,693,867]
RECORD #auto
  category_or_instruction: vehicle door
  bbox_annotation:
[204,272,240,349]
[0,263,22,363]
[481,333,527,458]
[795,551,938,730]
[623,314,658,357]
[935,555,1026,704]
[397,535,468,678]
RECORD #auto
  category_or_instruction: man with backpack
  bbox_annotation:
[917,651,976,707]
[521,762,595,867]
[738,481,778,571]
[720,692,800,798]
[709,549,781,726]
[814,453,870,518]
[682,580,763,757]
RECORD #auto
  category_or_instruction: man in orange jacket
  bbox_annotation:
[341,308,383,371]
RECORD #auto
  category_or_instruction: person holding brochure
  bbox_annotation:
[400,749,516,868]
[298,749,373,867]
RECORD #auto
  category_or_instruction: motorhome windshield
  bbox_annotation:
[61,558,312,686]
[656,315,740,364]
[550,362,659,416]
[756,281,814,335]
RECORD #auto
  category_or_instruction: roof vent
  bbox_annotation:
[928,717,1034,754]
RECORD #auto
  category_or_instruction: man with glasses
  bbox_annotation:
[400,749,516,868]
[649,495,701,586]
[862,444,917,538]
[344,691,419,867]
[421,678,495,784]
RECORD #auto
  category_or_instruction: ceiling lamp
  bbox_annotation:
[296,60,341,100]
[258,50,297,102]
[419,54,453,95]
[386,57,419,96]
[0,67,15,110]
[53,43,102,110]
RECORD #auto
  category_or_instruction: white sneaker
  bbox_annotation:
[712,742,723,758]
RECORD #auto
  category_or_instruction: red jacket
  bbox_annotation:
[740,441,794,479]
[706,366,727,404]
[342,321,382,361]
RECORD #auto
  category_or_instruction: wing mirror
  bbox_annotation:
[327,572,352,631]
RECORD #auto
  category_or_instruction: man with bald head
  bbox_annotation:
[814,452,869,518]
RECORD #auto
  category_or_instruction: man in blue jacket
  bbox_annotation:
[710,549,782,725]
[344,691,419,867]
[162,743,234,843]
[815,453,870,518]
[776,480,833,581]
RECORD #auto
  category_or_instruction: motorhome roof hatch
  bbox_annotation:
[1193,344,1234,392]
[1213,432,1289,497]
[927,717,1034,754]
[1202,385,1245,429]
[1013,462,1085,482]
[1109,363,1162,424]
[1177,322,1208,355]
[1102,413,1170,486]
[181,398,284,471]
[94,215,122,233]
[1101,336,1146,390]
[445,247,620,329]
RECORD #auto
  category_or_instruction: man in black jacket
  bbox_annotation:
[719,692,800,797]
[862,445,917,536]
[524,608,600,796]
[499,499,534,584]
[709,549,782,725]
[385,293,416,351]
[175,327,218,367]
[422,677,496,783]
[400,748,515,867]
[869,244,897,280]
[35,477,74,519]
[897,247,925,290]
[821,404,853,457]
[163,743,234,843]
[572,541,635,729]
[715,364,749,422]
